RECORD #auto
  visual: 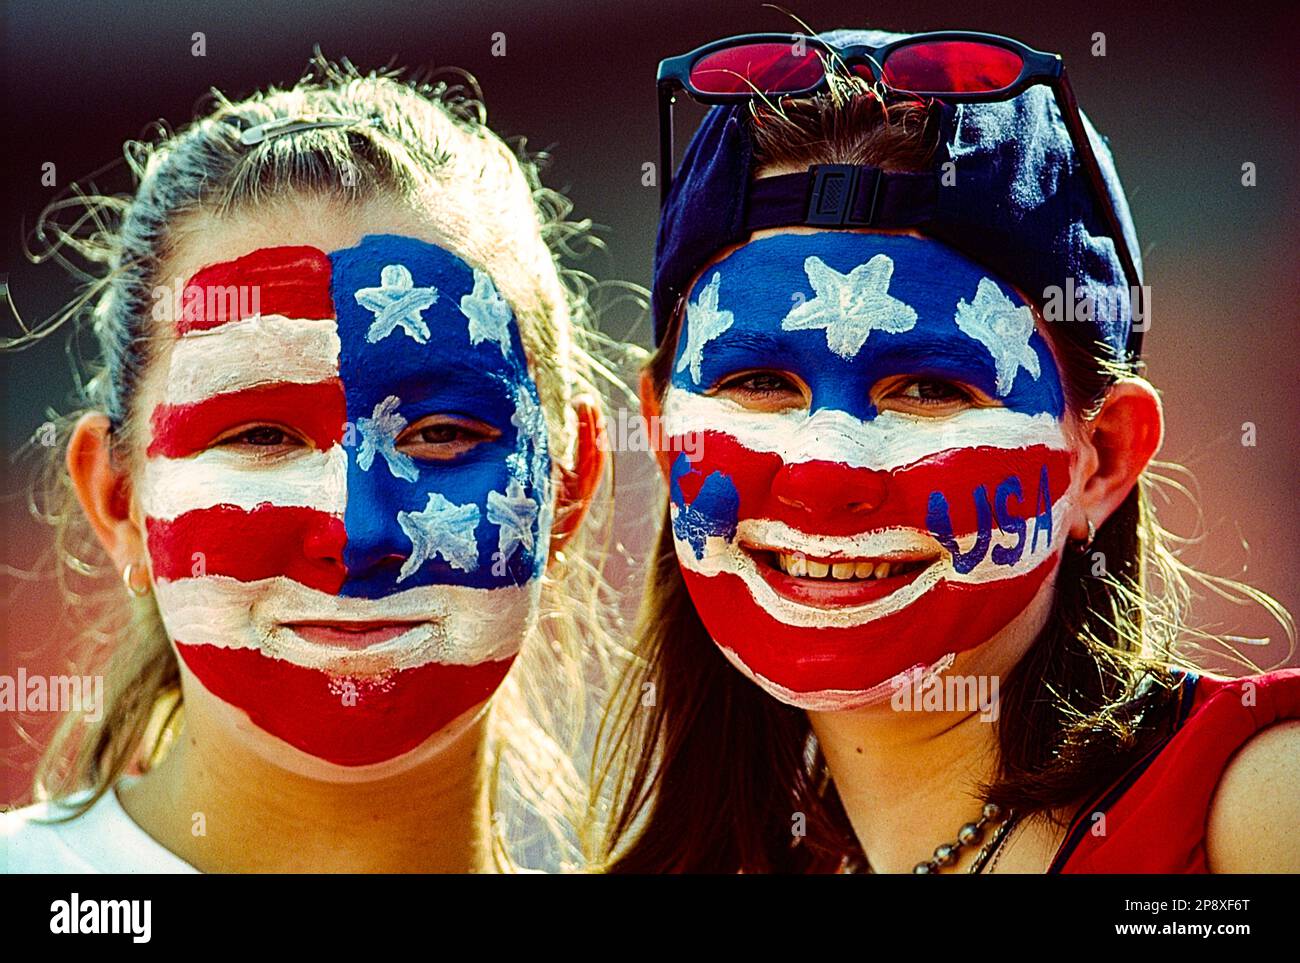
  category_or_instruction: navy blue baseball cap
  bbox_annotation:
[651,27,1144,360]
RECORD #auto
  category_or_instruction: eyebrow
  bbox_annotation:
[861,329,997,374]
[704,328,790,356]
[701,324,1000,376]
[388,358,521,406]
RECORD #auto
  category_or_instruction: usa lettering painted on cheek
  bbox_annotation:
[140,235,552,766]
[660,233,1073,710]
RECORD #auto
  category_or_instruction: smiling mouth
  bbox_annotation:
[283,621,426,651]
[745,544,941,607]
[768,551,931,581]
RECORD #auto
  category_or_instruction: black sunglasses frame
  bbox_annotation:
[657,31,1146,359]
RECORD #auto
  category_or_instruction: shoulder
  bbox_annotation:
[2,795,100,873]
[1206,717,1300,873]
[1053,667,1300,873]
[2,783,198,874]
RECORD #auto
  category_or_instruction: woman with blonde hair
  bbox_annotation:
[3,55,614,873]
[596,27,1300,873]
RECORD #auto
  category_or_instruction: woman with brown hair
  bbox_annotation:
[594,27,1300,873]
[2,56,617,873]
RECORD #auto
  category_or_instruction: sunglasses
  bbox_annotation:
[657,31,1145,359]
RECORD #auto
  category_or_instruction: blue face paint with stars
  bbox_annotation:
[656,231,1077,708]
[670,233,1064,420]
[330,234,552,598]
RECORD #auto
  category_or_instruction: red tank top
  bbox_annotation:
[1049,667,1300,873]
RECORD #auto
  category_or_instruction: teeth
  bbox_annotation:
[774,552,923,580]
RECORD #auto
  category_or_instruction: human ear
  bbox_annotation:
[1069,378,1164,540]
[550,395,607,553]
[638,369,674,480]
[66,412,148,582]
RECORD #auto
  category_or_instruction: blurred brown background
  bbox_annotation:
[3,0,1297,806]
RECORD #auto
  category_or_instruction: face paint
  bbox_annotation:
[662,233,1072,711]
[141,235,552,766]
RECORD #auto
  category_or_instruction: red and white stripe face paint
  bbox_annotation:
[662,234,1075,711]
[140,235,553,767]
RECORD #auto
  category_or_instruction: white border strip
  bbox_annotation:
[165,314,340,406]
[142,445,348,519]
[719,649,958,713]
[155,574,537,671]
[661,388,1067,471]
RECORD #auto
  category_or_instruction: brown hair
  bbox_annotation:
[592,74,1294,873]
[10,54,625,871]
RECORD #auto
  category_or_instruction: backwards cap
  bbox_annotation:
[652,28,1143,359]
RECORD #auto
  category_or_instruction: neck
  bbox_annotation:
[810,692,999,873]
[808,587,1056,874]
[120,696,495,873]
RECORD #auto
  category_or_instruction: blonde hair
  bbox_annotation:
[11,53,627,872]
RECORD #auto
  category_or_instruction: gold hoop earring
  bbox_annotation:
[122,562,151,597]
[1072,517,1096,553]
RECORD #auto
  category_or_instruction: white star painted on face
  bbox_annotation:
[396,492,482,582]
[460,268,514,355]
[675,272,734,385]
[780,254,918,360]
[954,277,1041,396]
[355,263,440,344]
[356,395,418,482]
[486,478,539,562]
[508,384,551,495]
[510,384,543,440]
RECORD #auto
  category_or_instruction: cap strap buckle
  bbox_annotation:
[806,164,883,227]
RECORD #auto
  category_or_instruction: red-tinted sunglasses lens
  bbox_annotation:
[689,42,824,95]
[882,40,1024,93]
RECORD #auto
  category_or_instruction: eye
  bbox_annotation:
[877,377,979,414]
[211,423,308,452]
[901,379,969,404]
[396,416,501,461]
[710,370,807,412]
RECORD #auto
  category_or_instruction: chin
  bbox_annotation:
[175,654,509,781]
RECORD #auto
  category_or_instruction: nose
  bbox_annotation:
[771,460,890,517]
[303,518,347,570]
[340,466,411,586]
[341,508,409,581]
[284,514,348,594]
